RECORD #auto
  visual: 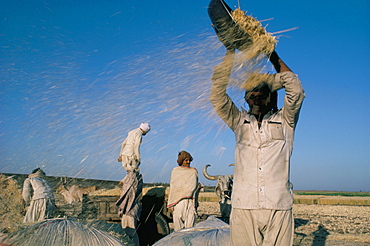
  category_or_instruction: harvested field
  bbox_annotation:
[1,173,369,245]
[197,202,370,246]
[293,195,370,206]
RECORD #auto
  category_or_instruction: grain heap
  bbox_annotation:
[89,186,167,198]
[0,174,24,234]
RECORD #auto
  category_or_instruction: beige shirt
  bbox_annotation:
[210,69,305,210]
[119,128,143,160]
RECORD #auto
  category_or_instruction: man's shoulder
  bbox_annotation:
[128,128,143,136]
[173,166,197,172]
[129,128,141,133]
[268,109,285,120]
[25,177,43,185]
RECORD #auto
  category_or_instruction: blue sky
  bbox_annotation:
[1,0,369,191]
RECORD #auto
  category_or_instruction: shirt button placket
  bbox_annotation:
[257,147,265,206]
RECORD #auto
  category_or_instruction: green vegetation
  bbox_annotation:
[293,191,370,197]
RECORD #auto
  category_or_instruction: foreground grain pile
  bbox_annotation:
[0,174,25,234]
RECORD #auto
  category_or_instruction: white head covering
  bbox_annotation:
[139,122,151,133]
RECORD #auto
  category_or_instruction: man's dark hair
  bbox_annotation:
[31,168,42,173]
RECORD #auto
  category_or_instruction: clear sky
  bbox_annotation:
[1,0,369,191]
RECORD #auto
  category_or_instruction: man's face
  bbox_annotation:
[182,158,192,167]
[246,91,272,115]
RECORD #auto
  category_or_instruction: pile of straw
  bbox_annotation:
[231,8,277,59]
[0,174,25,233]
[89,186,167,198]
[89,187,121,196]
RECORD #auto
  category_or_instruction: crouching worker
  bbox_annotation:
[22,168,55,223]
[167,151,199,231]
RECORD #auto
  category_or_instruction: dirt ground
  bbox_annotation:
[1,173,369,245]
[198,202,370,246]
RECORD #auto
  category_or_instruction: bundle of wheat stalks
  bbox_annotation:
[231,8,276,58]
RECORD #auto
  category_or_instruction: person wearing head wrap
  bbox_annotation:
[210,46,305,245]
[116,123,150,245]
[118,122,151,172]
[22,168,55,223]
[167,151,199,231]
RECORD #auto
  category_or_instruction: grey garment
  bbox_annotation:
[23,198,55,223]
[210,69,305,210]
[230,208,294,246]
[22,177,54,204]
[116,171,143,221]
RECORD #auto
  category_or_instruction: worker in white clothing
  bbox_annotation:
[118,122,151,172]
[167,150,199,231]
[210,46,305,245]
[116,122,150,245]
[22,168,55,223]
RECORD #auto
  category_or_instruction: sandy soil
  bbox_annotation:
[1,173,369,245]
[197,202,370,246]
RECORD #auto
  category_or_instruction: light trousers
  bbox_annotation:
[23,198,55,223]
[230,208,293,246]
[173,199,196,231]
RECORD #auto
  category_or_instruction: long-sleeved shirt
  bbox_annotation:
[119,128,143,160]
[22,177,54,204]
[210,65,305,210]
